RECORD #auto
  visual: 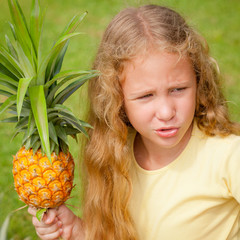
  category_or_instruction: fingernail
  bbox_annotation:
[45,218,52,224]
[45,219,50,224]
[58,221,63,227]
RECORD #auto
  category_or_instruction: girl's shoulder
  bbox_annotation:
[193,121,240,142]
[193,123,240,157]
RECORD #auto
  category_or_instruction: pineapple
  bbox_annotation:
[0,0,96,210]
[13,147,75,208]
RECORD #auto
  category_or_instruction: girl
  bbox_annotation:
[28,4,240,240]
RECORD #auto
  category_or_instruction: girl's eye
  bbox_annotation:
[171,87,186,93]
[139,93,153,99]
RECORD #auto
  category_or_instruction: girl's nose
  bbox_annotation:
[155,98,175,121]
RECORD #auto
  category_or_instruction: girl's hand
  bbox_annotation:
[28,205,84,240]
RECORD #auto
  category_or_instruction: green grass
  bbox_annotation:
[0,0,239,238]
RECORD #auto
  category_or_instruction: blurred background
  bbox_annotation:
[0,0,239,238]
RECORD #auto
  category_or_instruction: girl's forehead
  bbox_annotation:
[124,51,190,70]
[119,51,195,86]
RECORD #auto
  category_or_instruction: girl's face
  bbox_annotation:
[121,51,196,153]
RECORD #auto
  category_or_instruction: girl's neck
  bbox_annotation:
[134,129,192,171]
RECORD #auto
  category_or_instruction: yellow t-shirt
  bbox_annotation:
[129,124,240,240]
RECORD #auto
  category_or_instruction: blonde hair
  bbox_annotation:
[82,5,240,240]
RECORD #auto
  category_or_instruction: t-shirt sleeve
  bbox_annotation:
[221,137,240,203]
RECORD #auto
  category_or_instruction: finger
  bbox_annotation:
[35,220,62,235]
[28,207,58,225]
[42,209,58,224]
[36,227,63,240]
[32,215,58,228]
[28,206,37,216]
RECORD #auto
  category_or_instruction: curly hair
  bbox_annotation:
[82,4,240,240]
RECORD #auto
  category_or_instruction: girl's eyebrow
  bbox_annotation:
[126,89,153,99]
[126,80,194,99]
[168,80,193,87]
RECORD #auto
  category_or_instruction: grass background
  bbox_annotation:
[0,0,239,239]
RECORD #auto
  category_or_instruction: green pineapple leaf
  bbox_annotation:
[0,89,14,98]
[0,72,18,88]
[17,77,33,118]
[0,95,16,115]
[0,46,23,78]
[30,0,42,55]
[26,111,36,139]
[0,80,17,92]
[44,70,93,89]
[8,0,35,64]
[0,62,18,80]
[36,208,47,222]
[60,12,87,36]
[49,122,59,146]
[5,34,18,59]
[39,33,83,85]
[45,70,95,106]
[0,116,18,123]
[15,116,28,131]
[52,72,98,105]
[15,42,36,77]
[29,85,51,160]
[47,42,68,82]
[55,125,68,146]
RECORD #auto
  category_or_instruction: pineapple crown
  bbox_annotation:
[0,0,97,160]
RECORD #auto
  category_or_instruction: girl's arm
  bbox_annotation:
[28,205,84,240]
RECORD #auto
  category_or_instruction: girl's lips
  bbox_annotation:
[154,128,179,138]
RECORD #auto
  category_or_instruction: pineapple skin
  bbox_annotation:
[13,147,75,208]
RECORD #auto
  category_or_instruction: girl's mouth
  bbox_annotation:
[155,128,179,138]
